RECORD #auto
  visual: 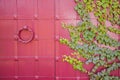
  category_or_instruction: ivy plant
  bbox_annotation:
[59,0,120,80]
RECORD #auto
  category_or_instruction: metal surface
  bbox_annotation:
[0,0,119,80]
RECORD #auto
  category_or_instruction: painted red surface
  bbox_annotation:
[0,0,119,80]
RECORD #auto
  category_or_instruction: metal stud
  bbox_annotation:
[34,14,38,19]
[55,35,60,41]
[35,56,39,61]
[76,77,80,80]
[35,75,39,79]
[56,77,59,80]
[14,56,18,61]
[14,76,18,80]
[35,35,38,40]
[56,56,59,62]
[13,14,17,19]
[55,15,59,20]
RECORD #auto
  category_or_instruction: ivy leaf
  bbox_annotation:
[118,56,120,60]
[83,0,87,3]
[104,76,109,80]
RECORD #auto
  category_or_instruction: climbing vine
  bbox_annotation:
[60,0,120,80]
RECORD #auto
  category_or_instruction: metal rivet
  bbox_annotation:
[35,35,38,40]
[55,15,59,20]
[55,35,59,41]
[13,14,17,19]
[14,56,18,61]
[14,76,18,79]
[14,35,18,40]
[34,14,38,19]
[23,26,28,29]
[76,77,80,80]
[35,56,39,61]
[56,77,59,80]
[56,56,59,62]
[35,75,39,79]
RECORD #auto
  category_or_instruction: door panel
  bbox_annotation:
[0,20,17,39]
[0,0,16,19]
[17,0,35,19]
[0,20,16,57]
[0,40,16,57]
[18,59,35,76]
[38,0,54,19]
[0,60,15,76]
[17,41,37,56]
[38,40,54,57]
[38,20,54,39]
[38,58,54,77]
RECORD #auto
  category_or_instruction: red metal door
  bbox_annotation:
[0,0,54,80]
[0,0,119,80]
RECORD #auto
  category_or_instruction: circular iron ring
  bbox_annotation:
[17,26,34,43]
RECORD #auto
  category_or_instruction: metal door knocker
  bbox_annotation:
[16,26,34,43]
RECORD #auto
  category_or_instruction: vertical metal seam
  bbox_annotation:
[54,0,56,80]
[16,0,19,79]
[36,0,39,78]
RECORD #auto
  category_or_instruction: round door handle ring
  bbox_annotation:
[16,26,34,43]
